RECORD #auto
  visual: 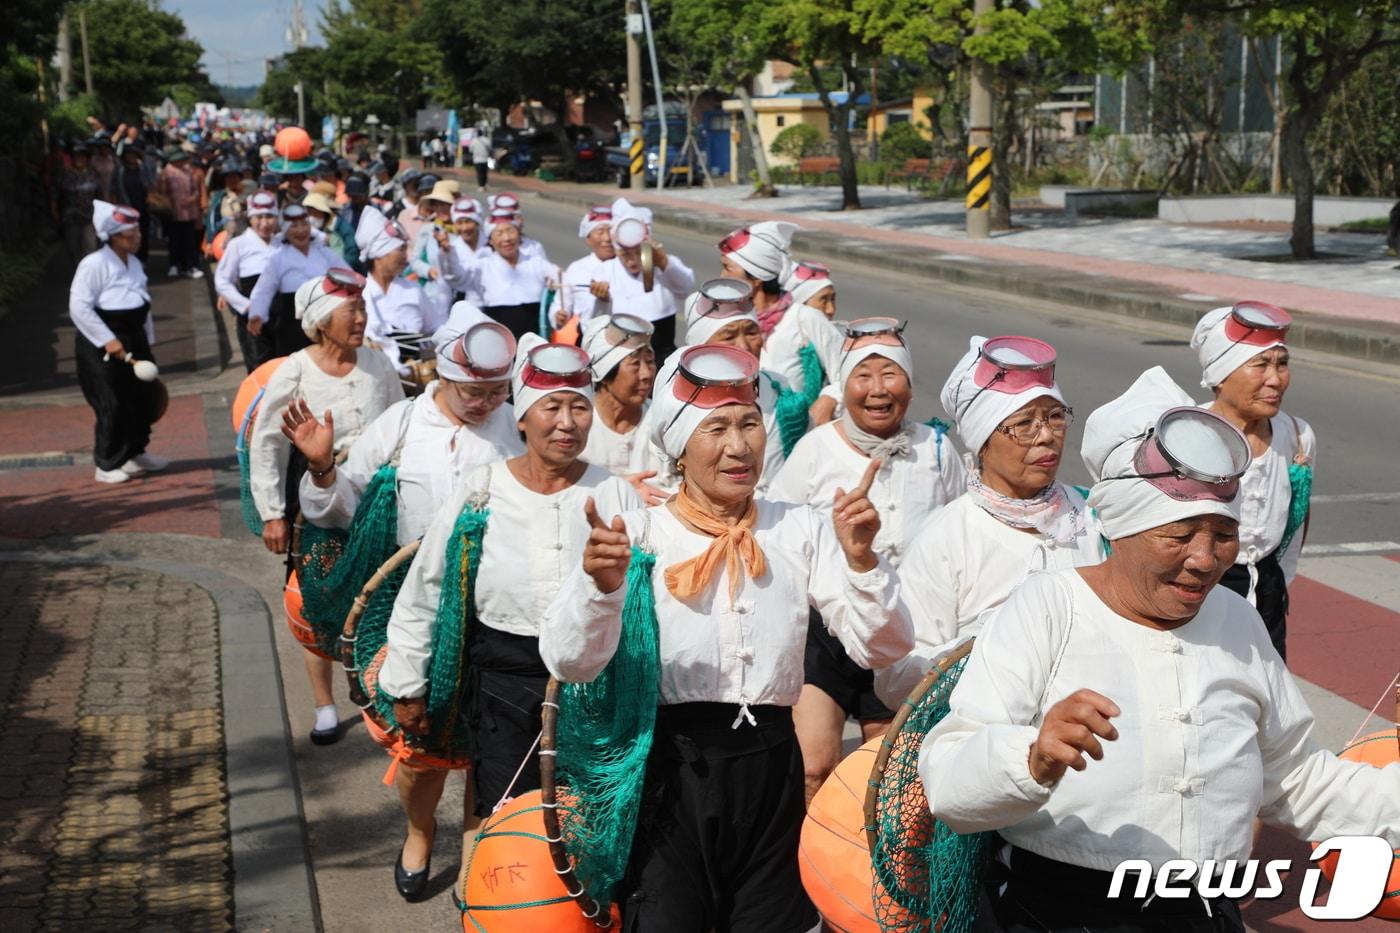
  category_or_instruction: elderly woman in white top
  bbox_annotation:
[1190,301,1315,663]
[581,312,656,476]
[717,220,797,336]
[445,197,486,308]
[543,343,912,932]
[247,202,345,357]
[761,259,844,425]
[285,314,519,901]
[214,190,281,371]
[588,198,695,361]
[70,201,168,484]
[920,366,1399,933]
[875,335,1106,708]
[249,270,403,741]
[355,207,424,375]
[769,319,965,800]
[561,205,615,325]
[477,214,558,342]
[379,335,639,882]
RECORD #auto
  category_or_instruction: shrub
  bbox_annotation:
[770,123,822,161]
[878,121,930,165]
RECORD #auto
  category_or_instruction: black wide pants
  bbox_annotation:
[74,305,158,471]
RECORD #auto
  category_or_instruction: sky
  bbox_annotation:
[169,0,322,88]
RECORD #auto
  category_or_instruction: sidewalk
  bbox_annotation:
[507,176,1400,366]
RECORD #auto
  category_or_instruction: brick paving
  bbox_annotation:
[0,561,232,932]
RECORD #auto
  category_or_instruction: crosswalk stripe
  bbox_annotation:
[1302,541,1400,556]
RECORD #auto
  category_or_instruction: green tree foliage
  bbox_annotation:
[258,47,331,125]
[318,0,444,132]
[770,123,822,160]
[878,120,931,164]
[71,0,217,120]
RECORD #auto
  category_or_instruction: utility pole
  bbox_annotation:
[79,9,94,97]
[295,81,306,129]
[640,0,666,188]
[625,0,645,187]
[58,13,72,101]
[965,0,993,239]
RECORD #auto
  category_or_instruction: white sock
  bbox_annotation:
[314,704,339,732]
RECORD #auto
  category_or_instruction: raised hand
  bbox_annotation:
[1028,688,1121,786]
[833,458,882,573]
[280,399,335,472]
[582,496,631,594]
[650,240,668,270]
[623,470,668,507]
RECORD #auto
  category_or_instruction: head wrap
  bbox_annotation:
[939,335,1066,455]
[683,291,759,345]
[421,180,456,205]
[488,207,521,230]
[579,204,613,239]
[1190,305,1288,389]
[511,333,593,420]
[451,197,482,223]
[246,191,279,218]
[302,191,335,222]
[431,318,516,384]
[838,328,916,461]
[92,200,139,242]
[648,346,761,462]
[719,221,797,282]
[294,272,358,340]
[581,314,652,381]
[839,341,914,391]
[491,192,521,213]
[783,260,835,309]
[1082,366,1241,540]
[355,207,407,262]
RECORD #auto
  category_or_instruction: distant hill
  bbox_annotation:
[218,85,261,108]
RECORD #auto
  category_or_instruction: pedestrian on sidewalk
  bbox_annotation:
[1190,302,1316,663]
[215,190,280,371]
[469,129,491,191]
[56,142,100,267]
[247,203,345,358]
[69,201,170,485]
[247,270,403,743]
[157,148,204,279]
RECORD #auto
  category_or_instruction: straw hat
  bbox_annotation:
[421,180,458,205]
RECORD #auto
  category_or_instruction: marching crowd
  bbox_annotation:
[65,124,1399,933]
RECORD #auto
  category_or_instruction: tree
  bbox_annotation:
[71,0,215,120]
[257,47,331,125]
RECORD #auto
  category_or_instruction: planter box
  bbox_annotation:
[1064,189,1159,218]
[1157,194,1395,226]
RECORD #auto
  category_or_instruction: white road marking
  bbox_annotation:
[1311,492,1400,504]
[1301,541,1400,557]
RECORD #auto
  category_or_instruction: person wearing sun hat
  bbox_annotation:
[70,201,170,484]
[770,318,966,801]
[587,197,695,361]
[303,190,357,266]
[407,180,466,329]
[215,189,283,370]
[542,339,910,932]
[873,334,1103,711]
[380,334,640,883]
[1189,302,1315,661]
[920,365,1399,933]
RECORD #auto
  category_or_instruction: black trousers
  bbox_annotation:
[474,162,488,188]
[75,305,157,470]
[989,845,1245,933]
[620,704,818,933]
[268,289,313,358]
[483,302,539,343]
[167,219,199,272]
[467,624,548,818]
[804,611,894,721]
[650,314,677,363]
[235,274,274,371]
[1219,552,1289,662]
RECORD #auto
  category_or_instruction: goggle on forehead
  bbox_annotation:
[521,343,592,391]
[322,267,366,298]
[603,313,654,349]
[446,322,516,379]
[954,335,1058,418]
[692,278,754,319]
[1204,301,1293,372]
[662,345,760,435]
[1102,407,1251,503]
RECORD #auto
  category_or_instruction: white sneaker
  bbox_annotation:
[167,265,180,277]
[96,466,132,484]
[121,453,170,475]
[186,268,204,279]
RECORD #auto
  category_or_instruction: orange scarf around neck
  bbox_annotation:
[664,485,768,603]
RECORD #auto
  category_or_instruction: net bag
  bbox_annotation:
[540,544,661,927]
[865,639,988,933]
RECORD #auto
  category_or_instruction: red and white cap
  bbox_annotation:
[511,334,593,419]
[1190,302,1292,388]
[652,345,760,459]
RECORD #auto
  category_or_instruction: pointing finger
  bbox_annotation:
[854,458,882,497]
[583,497,605,531]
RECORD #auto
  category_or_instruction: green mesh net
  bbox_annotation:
[767,374,812,458]
[236,415,265,536]
[555,546,661,912]
[871,650,988,933]
[297,465,401,655]
[923,417,951,471]
[1277,461,1312,555]
[797,340,827,402]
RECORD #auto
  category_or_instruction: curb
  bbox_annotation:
[0,551,320,933]
[527,184,1400,368]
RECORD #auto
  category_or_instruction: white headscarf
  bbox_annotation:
[839,342,915,390]
[246,190,279,218]
[723,221,797,282]
[431,317,515,383]
[294,274,349,340]
[355,207,406,262]
[93,200,139,242]
[450,197,482,224]
[511,333,593,420]
[578,204,613,239]
[648,347,761,462]
[609,197,653,248]
[782,262,834,309]
[1082,366,1241,540]
[939,335,1066,455]
[1190,305,1288,389]
[581,315,647,381]
[683,291,759,345]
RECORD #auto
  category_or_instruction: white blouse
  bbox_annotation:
[298,383,523,545]
[542,500,912,715]
[248,348,405,521]
[1232,411,1317,584]
[582,404,648,476]
[449,236,487,306]
[628,371,793,496]
[875,488,1105,707]
[477,251,558,307]
[768,420,965,566]
[247,238,344,323]
[562,253,609,323]
[921,569,1400,871]
[364,276,425,337]
[759,303,844,397]
[378,460,641,699]
[69,245,152,348]
[214,229,275,315]
[593,254,695,323]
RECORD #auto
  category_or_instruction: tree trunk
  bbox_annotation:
[1280,102,1317,259]
[990,82,1016,231]
[810,64,862,210]
[734,83,776,197]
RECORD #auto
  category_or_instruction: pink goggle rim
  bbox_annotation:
[1124,407,1250,502]
[322,267,366,298]
[586,207,613,222]
[112,206,141,225]
[604,313,654,349]
[669,346,760,414]
[1222,301,1291,347]
[790,261,831,283]
[971,336,1058,395]
[521,344,591,390]
[841,317,906,353]
[445,322,515,379]
[718,226,751,254]
[693,278,754,318]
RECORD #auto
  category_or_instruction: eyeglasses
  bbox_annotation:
[1100,407,1250,502]
[995,407,1074,444]
[446,322,515,379]
[521,343,592,390]
[692,278,754,318]
[790,261,831,283]
[955,335,1058,418]
[323,267,366,298]
[663,345,760,433]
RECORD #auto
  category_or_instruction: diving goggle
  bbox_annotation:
[520,343,592,391]
[603,313,655,349]
[690,278,754,319]
[662,345,760,434]
[1203,301,1293,371]
[444,322,516,379]
[954,335,1058,417]
[321,267,367,299]
[1103,407,1251,502]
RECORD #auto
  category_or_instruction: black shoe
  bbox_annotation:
[309,723,340,745]
[394,847,431,902]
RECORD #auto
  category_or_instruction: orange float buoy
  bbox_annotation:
[231,357,286,435]
[274,125,313,161]
[359,645,471,772]
[209,228,230,261]
[1316,730,1400,919]
[799,737,887,933]
[283,570,334,660]
[462,790,621,932]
